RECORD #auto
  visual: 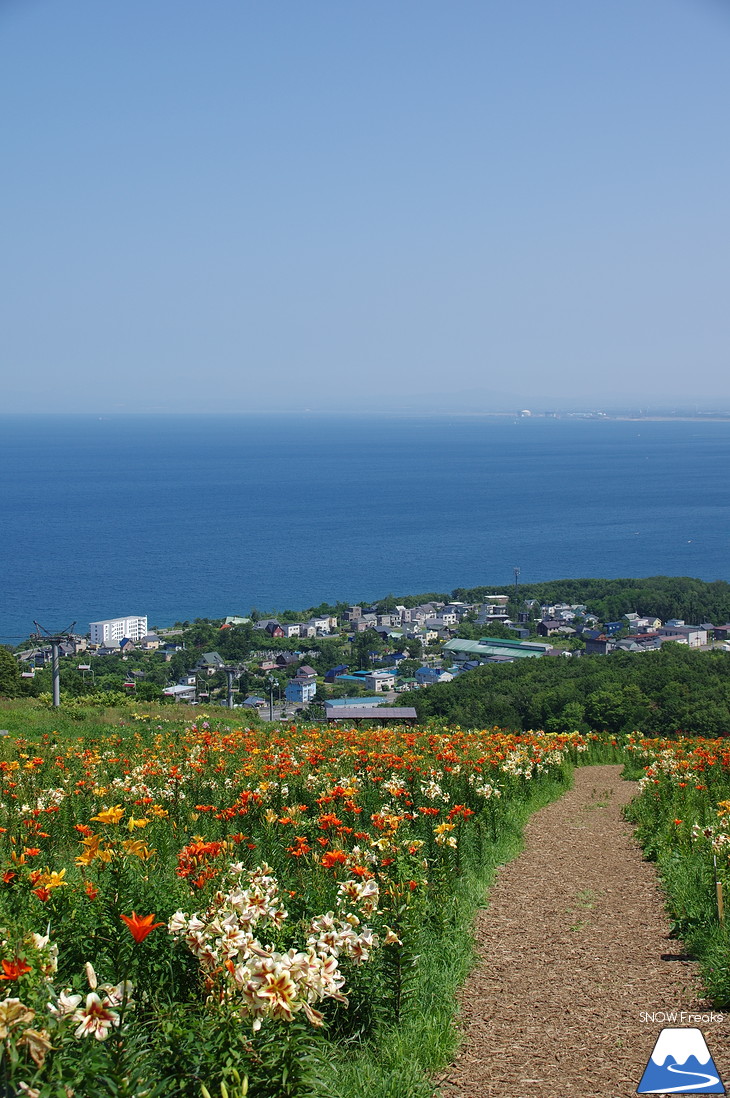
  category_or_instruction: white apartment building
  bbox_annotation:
[90,615,148,647]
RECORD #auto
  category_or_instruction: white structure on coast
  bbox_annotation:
[89,615,148,647]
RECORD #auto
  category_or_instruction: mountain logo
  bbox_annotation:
[637,1027,725,1094]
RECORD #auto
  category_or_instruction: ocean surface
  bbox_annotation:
[1,414,730,642]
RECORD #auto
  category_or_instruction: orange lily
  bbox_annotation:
[120,911,164,943]
[0,957,32,980]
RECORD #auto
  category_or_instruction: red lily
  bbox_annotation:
[120,911,164,943]
[0,957,32,980]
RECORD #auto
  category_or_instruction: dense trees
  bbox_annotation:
[451,576,730,627]
[0,646,22,697]
[401,645,730,736]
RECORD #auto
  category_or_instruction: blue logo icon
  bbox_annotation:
[637,1027,725,1093]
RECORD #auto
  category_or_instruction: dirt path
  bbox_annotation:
[436,764,729,1098]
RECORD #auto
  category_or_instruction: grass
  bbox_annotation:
[315,767,575,1098]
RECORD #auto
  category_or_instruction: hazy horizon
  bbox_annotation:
[3,0,730,413]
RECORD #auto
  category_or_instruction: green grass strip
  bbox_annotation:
[316,767,574,1098]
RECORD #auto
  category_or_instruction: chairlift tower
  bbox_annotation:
[31,621,76,708]
[220,665,243,709]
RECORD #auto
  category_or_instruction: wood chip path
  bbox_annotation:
[436,764,729,1098]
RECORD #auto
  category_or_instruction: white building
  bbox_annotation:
[364,671,396,693]
[477,596,510,622]
[90,616,148,647]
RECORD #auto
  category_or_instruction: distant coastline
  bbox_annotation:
[2,410,730,421]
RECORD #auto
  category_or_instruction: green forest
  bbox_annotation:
[398,645,730,737]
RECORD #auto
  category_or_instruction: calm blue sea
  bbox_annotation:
[1,414,729,641]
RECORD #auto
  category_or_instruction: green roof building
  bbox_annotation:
[443,637,551,661]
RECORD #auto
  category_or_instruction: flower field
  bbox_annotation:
[0,714,610,1098]
[625,733,730,1005]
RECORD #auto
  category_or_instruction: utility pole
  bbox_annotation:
[220,665,242,709]
[513,567,520,599]
[31,621,76,708]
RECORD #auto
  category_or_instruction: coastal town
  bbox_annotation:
[13,594,730,719]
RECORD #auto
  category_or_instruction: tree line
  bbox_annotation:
[398,645,730,737]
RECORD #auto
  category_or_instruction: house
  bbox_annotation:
[654,632,689,647]
[414,666,454,686]
[243,696,267,709]
[295,665,317,681]
[139,633,162,650]
[302,617,330,634]
[476,596,510,623]
[635,617,663,632]
[282,624,301,638]
[443,602,475,620]
[584,633,613,655]
[427,616,458,632]
[163,683,196,703]
[407,609,428,626]
[624,633,662,651]
[428,610,458,626]
[119,638,136,655]
[325,664,349,683]
[346,606,363,623]
[275,652,299,668]
[658,626,707,648]
[285,678,317,704]
[613,639,645,653]
[253,620,285,637]
[537,619,568,636]
[413,602,443,618]
[364,671,396,693]
[195,652,226,675]
[604,622,624,635]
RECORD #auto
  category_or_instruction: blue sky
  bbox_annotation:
[2,0,730,413]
